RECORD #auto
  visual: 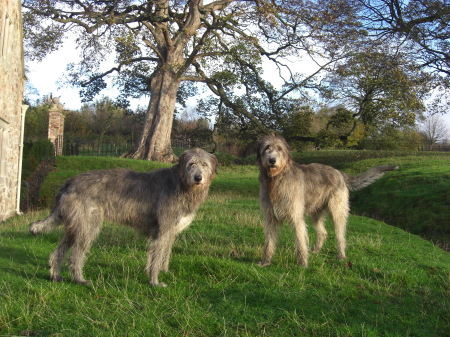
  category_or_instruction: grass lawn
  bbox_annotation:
[1,156,449,336]
[341,156,450,250]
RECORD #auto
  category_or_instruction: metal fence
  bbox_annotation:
[62,137,215,157]
[421,144,450,151]
[63,141,134,157]
[61,139,450,157]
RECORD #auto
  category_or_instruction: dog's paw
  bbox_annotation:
[29,224,40,236]
[257,261,271,267]
[75,279,92,286]
[50,275,65,282]
[338,254,347,261]
[150,282,167,288]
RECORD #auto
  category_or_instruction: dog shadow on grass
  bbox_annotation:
[0,243,49,281]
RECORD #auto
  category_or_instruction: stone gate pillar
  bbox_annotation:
[48,97,65,156]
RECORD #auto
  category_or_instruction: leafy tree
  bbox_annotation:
[65,97,143,145]
[22,0,361,161]
[309,106,367,148]
[64,109,92,143]
[358,0,450,118]
[362,125,422,150]
[322,49,431,142]
[24,100,51,143]
[172,115,212,149]
[82,98,126,140]
[324,107,358,147]
[279,103,314,149]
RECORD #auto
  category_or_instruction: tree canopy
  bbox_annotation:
[322,49,431,135]
[22,0,449,160]
[358,0,450,76]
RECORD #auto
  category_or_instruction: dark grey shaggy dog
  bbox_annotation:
[257,135,398,268]
[30,148,217,287]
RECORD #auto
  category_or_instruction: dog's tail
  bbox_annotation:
[29,211,62,236]
[29,178,72,236]
[344,165,399,191]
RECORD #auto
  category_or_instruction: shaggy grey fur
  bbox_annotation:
[30,148,217,287]
[256,135,398,267]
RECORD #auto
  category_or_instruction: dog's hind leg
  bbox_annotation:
[329,190,349,260]
[68,215,103,286]
[68,235,100,285]
[312,210,328,254]
[49,232,74,282]
[69,239,98,285]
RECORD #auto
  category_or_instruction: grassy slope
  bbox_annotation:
[1,156,449,336]
[343,156,450,250]
[293,149,448,168]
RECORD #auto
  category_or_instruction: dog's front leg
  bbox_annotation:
[292,214,309,267]
[146,234,173,287]
[161,234,177,273]
[259,215,282,267]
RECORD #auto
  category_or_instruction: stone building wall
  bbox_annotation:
[0,0,27,222]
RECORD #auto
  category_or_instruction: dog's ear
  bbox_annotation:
[209,153,218,175]
[178,150,188,168]
[279,137,293,163]
[177,150,190,183]
[255,140,264,166]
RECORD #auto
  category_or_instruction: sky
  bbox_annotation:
[24,38,287,113]
[25,38,450,134]
[25,37,143,109]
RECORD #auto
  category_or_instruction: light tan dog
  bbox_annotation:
[257,135,398,267]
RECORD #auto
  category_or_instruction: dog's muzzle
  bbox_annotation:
[194,174,203,184]
[268,157,278,168]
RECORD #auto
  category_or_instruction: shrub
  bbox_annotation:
[28,139,54,171]
[22,139,55,180]
[20,139,55,211]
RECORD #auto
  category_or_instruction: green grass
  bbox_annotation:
[341,156,450,250]
[2,153,449,336]
[293,149,449,169]
[237,149,448,167]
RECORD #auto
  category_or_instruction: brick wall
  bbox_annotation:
[0,0,27,222]
[48,98,65,156]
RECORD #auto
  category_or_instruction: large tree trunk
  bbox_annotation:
[123,68,181,162]
[122,0,204,162]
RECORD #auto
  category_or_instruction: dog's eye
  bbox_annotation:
[201,162,208,167]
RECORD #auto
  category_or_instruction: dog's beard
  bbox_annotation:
[188,180,209,192]
[266,164,282,177]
